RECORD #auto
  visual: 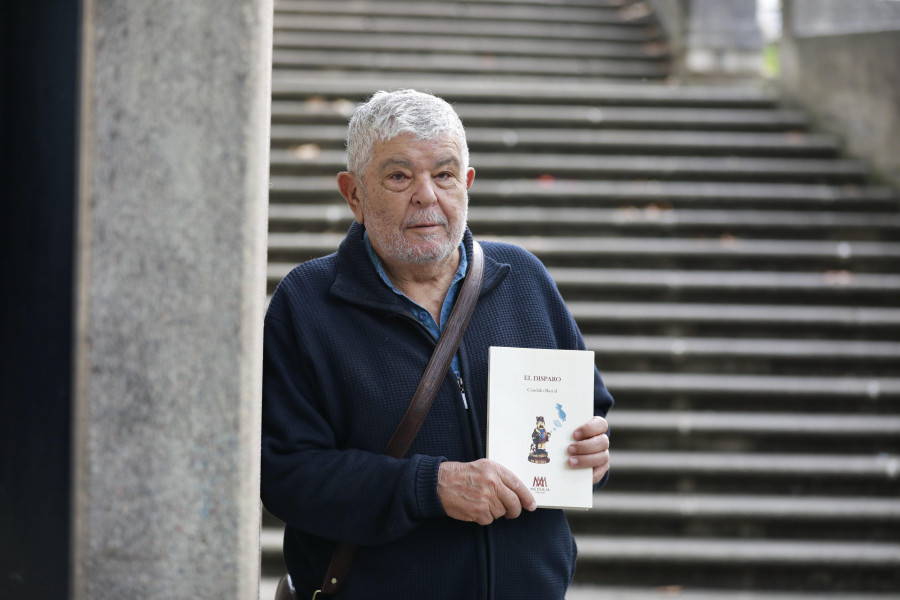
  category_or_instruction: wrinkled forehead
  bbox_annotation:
[365,133,466,173]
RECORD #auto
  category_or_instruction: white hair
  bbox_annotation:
[345,89,469,175]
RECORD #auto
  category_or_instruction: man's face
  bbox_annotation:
[340,133,475,268]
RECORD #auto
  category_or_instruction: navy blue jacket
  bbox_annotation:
[261,223,614,600]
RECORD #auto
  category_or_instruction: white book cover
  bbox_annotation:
[486,346,595,510]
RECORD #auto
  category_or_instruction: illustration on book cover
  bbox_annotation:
[528,404,567,464]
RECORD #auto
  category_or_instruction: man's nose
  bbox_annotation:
[411,175,438,205]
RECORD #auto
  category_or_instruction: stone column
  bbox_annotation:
[73,1,272,598]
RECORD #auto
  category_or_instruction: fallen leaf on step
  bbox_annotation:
[824,270,855,285]
[289,144,321,160]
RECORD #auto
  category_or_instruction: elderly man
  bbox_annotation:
[261,89,613,600]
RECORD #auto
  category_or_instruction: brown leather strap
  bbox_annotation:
[317,242,485,598]
[382,241,484,459]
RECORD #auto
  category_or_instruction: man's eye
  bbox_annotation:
[389,173,406,181]
[436,172,453,180]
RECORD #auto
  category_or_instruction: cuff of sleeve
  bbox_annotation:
[592,469,610,491]
[414,455,447,519]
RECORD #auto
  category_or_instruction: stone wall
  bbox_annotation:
[780,0,900,187]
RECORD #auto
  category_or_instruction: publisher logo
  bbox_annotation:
[533,476,548,488]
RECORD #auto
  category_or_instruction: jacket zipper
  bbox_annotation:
[457,376,469,410]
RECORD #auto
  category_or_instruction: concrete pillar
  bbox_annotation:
[73,1,272,598]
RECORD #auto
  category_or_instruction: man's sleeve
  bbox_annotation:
[259,292,447,546]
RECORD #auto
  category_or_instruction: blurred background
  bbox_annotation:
[260,0,900,597]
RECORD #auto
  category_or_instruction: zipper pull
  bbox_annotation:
[457,377,469,410]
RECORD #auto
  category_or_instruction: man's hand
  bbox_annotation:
[567,416,611,484]
[438,459,537,525]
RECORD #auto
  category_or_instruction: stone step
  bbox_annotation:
[583,334,900,365]
[271,49,668,79]
[609,411,900,456]
[574,535,900,569]
[564,586,900,600]
[572,301,900,330]
[271,125,839,157]
[260,528,285,577]
[267,264,900,306]
[467,153,868,182]
[572,301,900,340]
[584,534,897,590]
[572,493,900,531]
[455,105,808,131]
[258,528,900,573]
[467,180,897,209]
[274,0,646,26]
[269,175,897,211]
[259,577,900,600]
[261,538,900,593]
[547,268,900,304]
[272,31,667,61]
[271,101,809,131]
[259,577,278,600]
[584,491,900,519]
[465,207,896,234]
[513,235,900,267]
[569,492,900,542]
[269,204,900,241]
[266,232,900,271]
[270,75,778,108]
[272,15,656,44]
[610,411,900,440]
[270,149,869,183]
[611,451,899,482]
[602,372,900,401]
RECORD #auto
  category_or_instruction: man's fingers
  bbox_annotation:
[497,464,537,513]
[438,460,536,525]
[496,486,522,519]
[568,446,610,469]
[568,432,610,457]
[568,416,611,472]
[572,416,608,441]
[496,477,528,519]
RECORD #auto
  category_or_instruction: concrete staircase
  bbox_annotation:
[260,0,900,597]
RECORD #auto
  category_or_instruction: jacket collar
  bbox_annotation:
[330,222,509,313]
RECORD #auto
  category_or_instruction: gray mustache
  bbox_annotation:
[404,211,449,228]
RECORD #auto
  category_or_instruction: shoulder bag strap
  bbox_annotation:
[315,242,485,599]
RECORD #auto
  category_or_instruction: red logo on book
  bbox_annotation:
[533,476,548,488]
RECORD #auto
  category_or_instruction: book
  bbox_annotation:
[486,346,596,510]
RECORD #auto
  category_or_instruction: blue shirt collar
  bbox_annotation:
[362,231,468,338]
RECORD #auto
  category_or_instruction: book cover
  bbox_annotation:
[486,346,595,510]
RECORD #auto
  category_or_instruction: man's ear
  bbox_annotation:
[337,171,365,224]
[465,167,476,190]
